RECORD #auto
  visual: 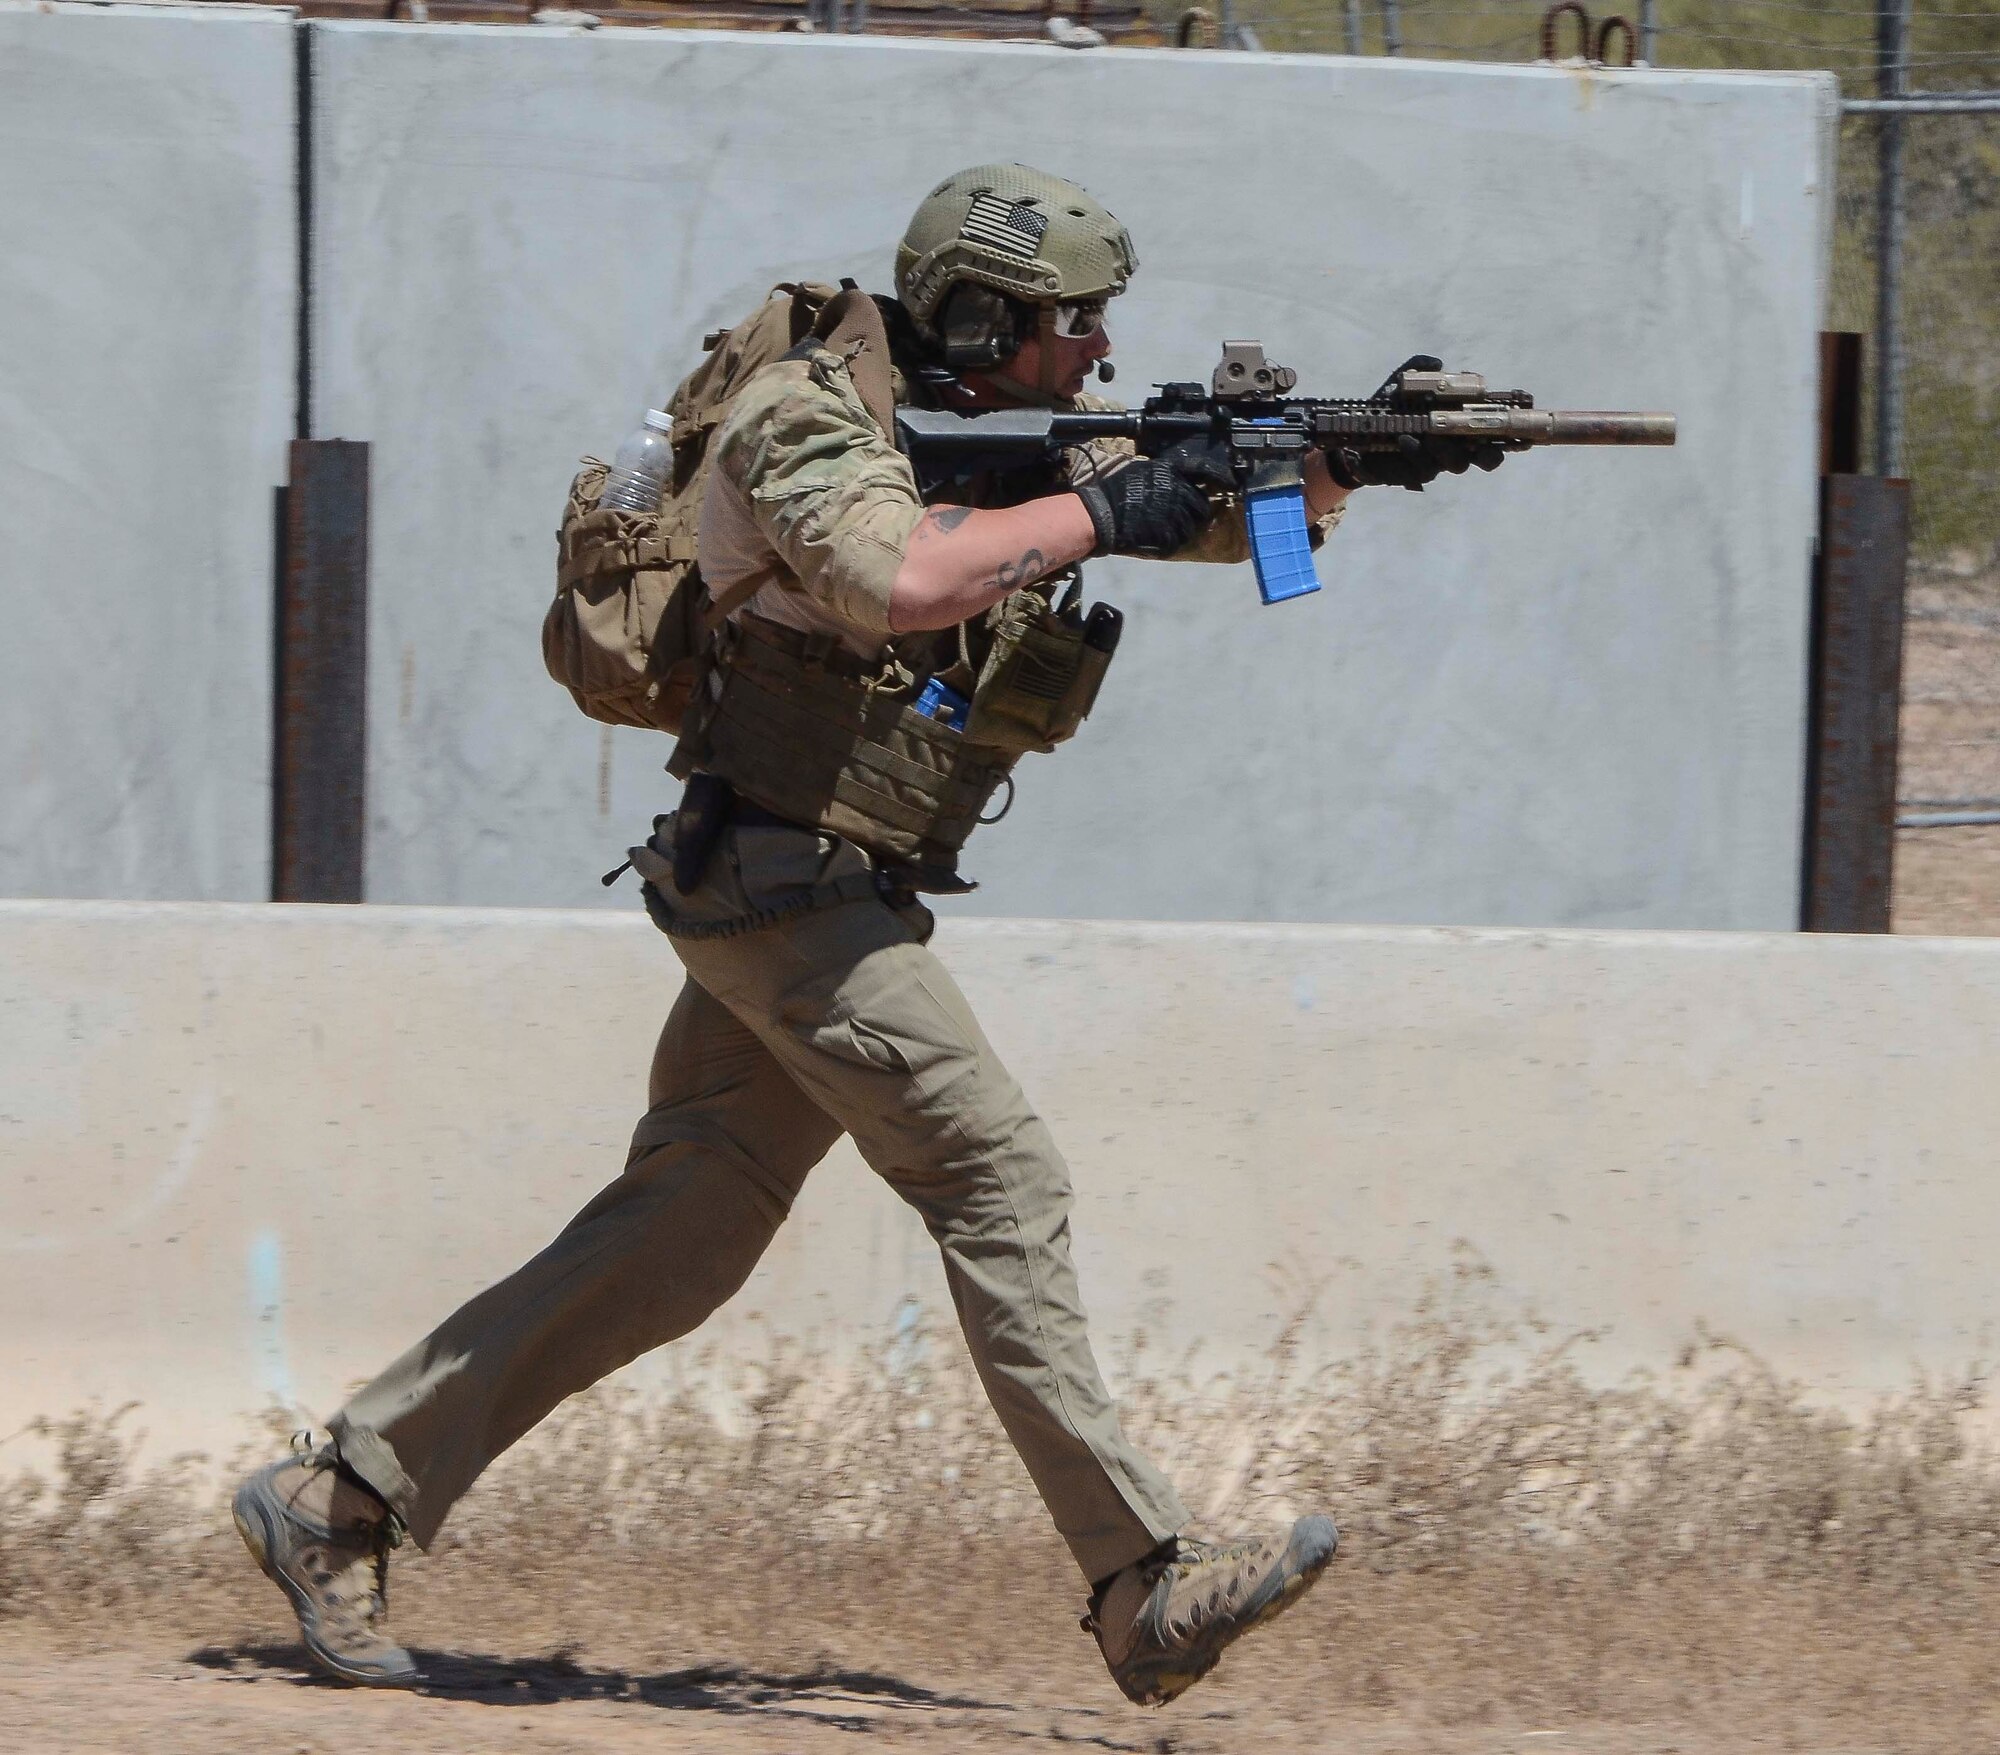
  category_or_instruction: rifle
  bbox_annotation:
[895,344,1677,607]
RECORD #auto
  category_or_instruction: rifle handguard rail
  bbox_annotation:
[895,400,1678,461]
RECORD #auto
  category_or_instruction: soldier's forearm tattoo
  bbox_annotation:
[990,549,1046,592]
[912,504,975,543]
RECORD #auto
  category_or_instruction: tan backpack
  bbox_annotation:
[542,281,894,733]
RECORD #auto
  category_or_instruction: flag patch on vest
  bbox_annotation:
[961,195,1049,260]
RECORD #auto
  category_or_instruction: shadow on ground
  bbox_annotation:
[188,1640,1019,1728]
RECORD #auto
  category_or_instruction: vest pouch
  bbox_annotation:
[1052,639,1111,742]
[692,616,1015,871]
[963,599,1113,755]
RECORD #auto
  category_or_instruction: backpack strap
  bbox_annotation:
[693,288,894,631]
[811,288,896,436]
[698,564,778,634]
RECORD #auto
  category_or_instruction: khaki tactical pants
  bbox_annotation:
[330,818,1188,1584]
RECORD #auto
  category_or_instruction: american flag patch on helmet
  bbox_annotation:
[959,193,1049,260]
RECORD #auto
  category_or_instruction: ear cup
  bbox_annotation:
[938,284,1032,372]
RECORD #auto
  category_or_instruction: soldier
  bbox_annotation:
[234,164,1405,1709]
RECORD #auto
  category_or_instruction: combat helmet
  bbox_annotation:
[895,164,1137,367]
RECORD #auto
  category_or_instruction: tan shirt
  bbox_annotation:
[701,349,923,660]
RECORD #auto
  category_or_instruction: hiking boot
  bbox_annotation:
[231,1440,418,1687]
[1084,1514,1338,1706]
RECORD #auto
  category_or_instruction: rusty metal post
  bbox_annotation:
[1801,473,1910,932]
[273,439,369,903]
[1820,331,1864,477]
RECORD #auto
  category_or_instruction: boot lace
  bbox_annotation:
[289,1429,408,1552]
[1158,1535,1270,1640]
[287,1428,404,1628]
[1080,1534,1265,1639]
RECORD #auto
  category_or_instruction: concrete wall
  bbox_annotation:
[0,3,295,901]
[0,15,1834,927]
[5,900,1992,1460]
[309,27,1836,928]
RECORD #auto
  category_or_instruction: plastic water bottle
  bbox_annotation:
[598,409,673,513]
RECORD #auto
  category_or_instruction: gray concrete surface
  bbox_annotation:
[5,900,1991,1461]
[0,3,296,901]
[309,27,1835,927]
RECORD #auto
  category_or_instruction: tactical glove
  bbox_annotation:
[1324,433,1507,492]
[1075,437,1233,559]
[1325,352,1508,491]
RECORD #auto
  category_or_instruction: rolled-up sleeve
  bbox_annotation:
[709,353,927,636]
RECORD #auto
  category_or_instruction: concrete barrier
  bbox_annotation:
[309,26,1836,929]
[0,3,296,902]
[4,900,1992,1461]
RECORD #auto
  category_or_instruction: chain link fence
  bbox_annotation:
[1222,0,2000,576]
[1845,102,2000,573]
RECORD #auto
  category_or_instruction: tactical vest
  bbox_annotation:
[669,302,1117,878]
[672,575,1113,875]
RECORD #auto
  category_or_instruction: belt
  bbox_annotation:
[719,780,977,898]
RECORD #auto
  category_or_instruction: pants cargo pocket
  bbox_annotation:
[795,950,984,1104]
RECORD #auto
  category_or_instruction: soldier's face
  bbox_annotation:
[999,319,1112,400]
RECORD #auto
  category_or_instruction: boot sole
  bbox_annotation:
[232,1482,419,1690]
[1117,1514,1339,1707]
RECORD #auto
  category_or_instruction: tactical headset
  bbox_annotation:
[936,283,1033,372]
[935,283,1116,385]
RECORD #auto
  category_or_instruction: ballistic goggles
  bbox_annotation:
[1050,298,1109,340]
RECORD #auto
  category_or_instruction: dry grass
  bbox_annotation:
[4,1265,1998,1744]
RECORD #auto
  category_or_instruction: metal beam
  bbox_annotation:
[1820,331,1863,478]
[1899,809,2000,829]
[273,439,370,903]
[1845,94,2000,113]
[1801,474,1910,933]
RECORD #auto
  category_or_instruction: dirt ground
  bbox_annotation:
[6,1558,1995,1755]
[0,1627,1963,1755]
